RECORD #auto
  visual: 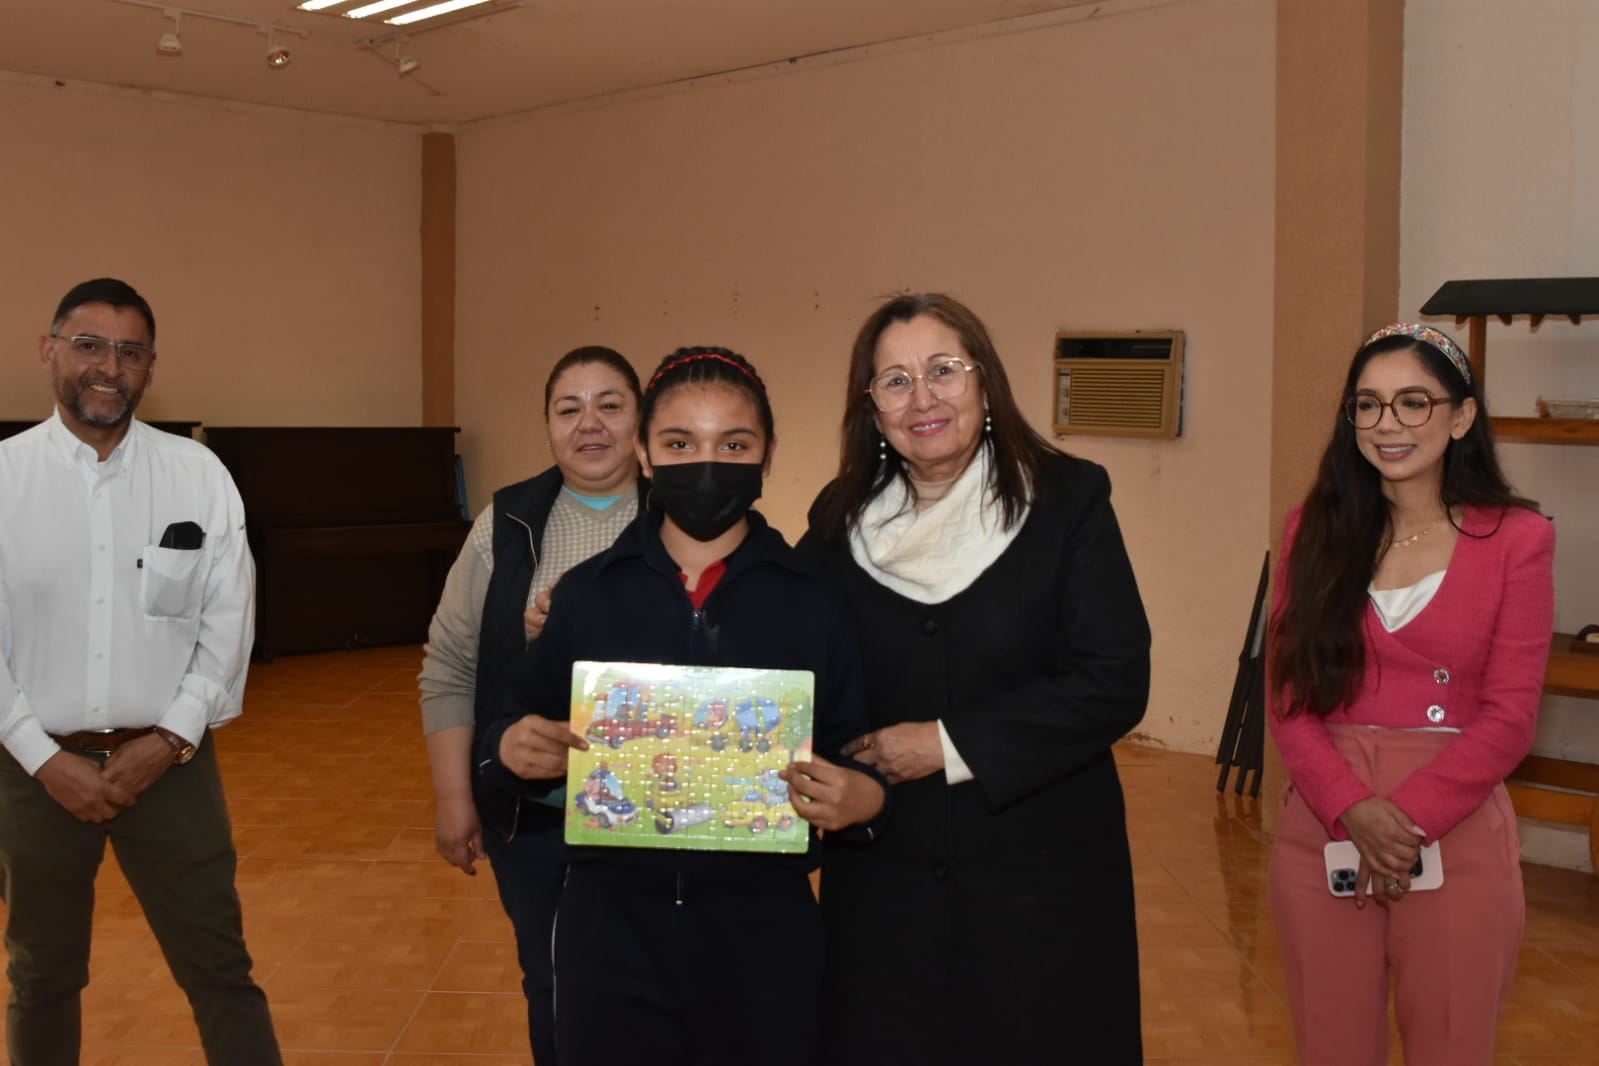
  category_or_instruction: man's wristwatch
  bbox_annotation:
[153,728,198,765]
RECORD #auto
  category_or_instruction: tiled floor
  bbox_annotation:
[1,645,1596,1063]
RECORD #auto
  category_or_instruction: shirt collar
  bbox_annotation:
[604,507,805,582]
[44,408,139,474]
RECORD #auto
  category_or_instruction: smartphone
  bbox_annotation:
[1324,839,1443,896]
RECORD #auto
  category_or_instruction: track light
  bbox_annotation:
[265,30,291,69]
[156,10,182,56]
[118,3,309,68]
[393,40,420,76]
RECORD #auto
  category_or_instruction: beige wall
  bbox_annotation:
[0,74,424,428]
[456,0,1278,753]
[1,0,1588,856]
[1403,0,1599,871]
[1263,0,1403,829]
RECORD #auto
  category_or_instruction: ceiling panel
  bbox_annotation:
[0,0,1101,125]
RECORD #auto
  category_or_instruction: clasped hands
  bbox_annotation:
[1339,796,1426,909]
[841,720,944,785]
[498,713,885,831]
[36,735,177,824]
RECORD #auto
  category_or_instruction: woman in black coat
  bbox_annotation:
[803,293,1151,1065]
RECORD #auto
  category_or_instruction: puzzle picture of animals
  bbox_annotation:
[563,661,816,854]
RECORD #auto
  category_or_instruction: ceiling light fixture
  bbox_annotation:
[298,0,520,33]
[386,0,495,26]
[156,9,182,56]
[344,0,416,19]
[265,30,291,69]
[391,40,420,76]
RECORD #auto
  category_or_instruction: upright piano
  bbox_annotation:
[0,419,200,442]
[204,427,471,661]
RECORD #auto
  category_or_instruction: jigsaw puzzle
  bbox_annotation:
[563,661,816,853]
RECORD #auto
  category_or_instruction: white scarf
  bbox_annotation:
[848,445,1027,605]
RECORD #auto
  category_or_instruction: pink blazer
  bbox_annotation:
[1269,504,1555,843]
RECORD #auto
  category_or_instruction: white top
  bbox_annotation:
[0,413,255,774]
[1369,570,1447,632]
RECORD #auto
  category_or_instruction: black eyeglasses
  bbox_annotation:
[1344,389,1455,429]
[51,334,156,372]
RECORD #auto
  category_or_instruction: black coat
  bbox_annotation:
[802,451,1151,1065]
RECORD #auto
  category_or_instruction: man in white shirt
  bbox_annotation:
[0,278,281,1064]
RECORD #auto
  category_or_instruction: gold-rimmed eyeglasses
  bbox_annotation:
[1344,389,1456,430]
[867,357,978,413]
[50,334,156,372]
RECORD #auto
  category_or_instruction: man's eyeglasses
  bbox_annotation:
[51,334,156,372]
[1344,389,1455,429]
[867,357,979,413]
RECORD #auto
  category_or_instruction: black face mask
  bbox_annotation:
[649,461,764,542]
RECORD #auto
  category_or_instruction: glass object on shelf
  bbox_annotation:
[1536,396,1599,419]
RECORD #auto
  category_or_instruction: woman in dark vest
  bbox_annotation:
[419,345,644,1065]
[803,293,1151,1064]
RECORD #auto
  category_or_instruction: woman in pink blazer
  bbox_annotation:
[1267,323,1555,1066]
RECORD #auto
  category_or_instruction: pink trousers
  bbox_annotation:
[1269,724,1523,1066]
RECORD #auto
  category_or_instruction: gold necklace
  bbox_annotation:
[1390,518,1441,549]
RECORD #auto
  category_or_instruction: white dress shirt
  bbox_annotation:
[0,412,255,774]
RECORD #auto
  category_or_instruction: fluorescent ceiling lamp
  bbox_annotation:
[345,0,414,17]
[295,1,345,10]
[387,0,494,26]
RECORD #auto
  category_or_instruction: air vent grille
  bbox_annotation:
[1061,366,1168,429]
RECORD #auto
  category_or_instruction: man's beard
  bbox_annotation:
[59,372,142,429]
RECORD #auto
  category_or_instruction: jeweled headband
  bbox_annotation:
[1363,323,1473,386]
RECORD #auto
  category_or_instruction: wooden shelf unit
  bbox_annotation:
[1422,278,1599,872]
[1508,633,1599,871]
[1493,417,1599,446]
[1545,633,1599,699]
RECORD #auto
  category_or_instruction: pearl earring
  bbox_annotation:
[878,435,887,461]
[984,412,992,435]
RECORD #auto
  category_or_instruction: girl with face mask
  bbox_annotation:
[478,346,887,1066]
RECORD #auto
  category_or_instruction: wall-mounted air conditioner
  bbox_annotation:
[1052,331,1184,440]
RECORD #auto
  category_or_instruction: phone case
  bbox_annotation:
[1324,839,1444,896]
